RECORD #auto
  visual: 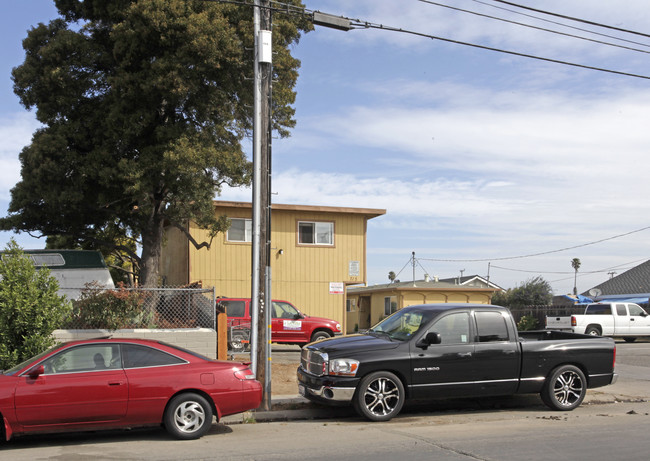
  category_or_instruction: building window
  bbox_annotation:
[384,296,397,316]
[298,221,333,245]
[227,218,252,242]
[346,299,357,312]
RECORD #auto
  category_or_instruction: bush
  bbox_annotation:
[0,239,71,369]
[517,315,539,331]
[67,282,153,330]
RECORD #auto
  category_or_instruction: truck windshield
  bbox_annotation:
[369,309,435,341]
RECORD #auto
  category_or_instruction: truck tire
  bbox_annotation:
[310,330,332,343]
[541,365,586,411]
[585,326,601,336]
[353,371,405,422]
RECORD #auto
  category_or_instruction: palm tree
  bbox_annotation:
[571,258,581,295]
[388,271,396,283]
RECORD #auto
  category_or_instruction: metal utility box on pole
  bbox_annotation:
[251,0,272,411]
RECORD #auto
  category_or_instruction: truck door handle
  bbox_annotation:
[457,352,472,358]
[108,381,125,386]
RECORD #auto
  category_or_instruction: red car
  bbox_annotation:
[0,338,262,441]
[219,297,342,352]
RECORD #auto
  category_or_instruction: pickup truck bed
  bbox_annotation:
[298,303,617,421]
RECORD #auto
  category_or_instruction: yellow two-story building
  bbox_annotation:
[160,201,385,331]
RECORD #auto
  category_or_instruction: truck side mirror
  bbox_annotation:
[417,332,442,348]
[425,332,442,345]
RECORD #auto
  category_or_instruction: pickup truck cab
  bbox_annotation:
[218,297,342,352]
[298,303,617,421]
[546,302,650,342]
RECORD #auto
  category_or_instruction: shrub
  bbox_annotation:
[67,282,153,330]
[517,315,539,331]
[0,240,71,369]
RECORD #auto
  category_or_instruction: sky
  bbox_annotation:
[2,0,650,296]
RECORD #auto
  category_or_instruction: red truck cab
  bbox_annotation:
[218,297,342,351]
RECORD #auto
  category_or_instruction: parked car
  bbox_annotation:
[0,338,262,441]
[545,302,650,342]
[297,303,617,421]
[218,297,342,352]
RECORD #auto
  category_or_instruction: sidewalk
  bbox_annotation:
[222,370,649,425]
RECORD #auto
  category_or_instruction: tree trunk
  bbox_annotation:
[139,214,165,287]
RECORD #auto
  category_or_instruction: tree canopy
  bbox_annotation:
[491,276,553,308]
[1,0,312,285]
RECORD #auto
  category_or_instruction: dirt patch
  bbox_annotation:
[231,355,300,395]
[270,362,300,395]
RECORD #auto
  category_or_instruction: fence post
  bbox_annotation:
[216,299,228,361]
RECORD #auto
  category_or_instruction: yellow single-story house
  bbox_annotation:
[346,279,498,332]
[159,201,386,332]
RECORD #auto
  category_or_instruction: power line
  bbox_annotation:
[470,0,650,49]
[418,0,650,55]
[488,0,650,39]
[215,0,650,80]
[350,20,650,81]
[418,225,650,263]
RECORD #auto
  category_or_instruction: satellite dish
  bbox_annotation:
[589,288,602,297]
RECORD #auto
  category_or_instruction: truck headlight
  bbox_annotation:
[335,323,341,332]
[329,358,359,376]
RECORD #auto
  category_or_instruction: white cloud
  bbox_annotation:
[0,112,38,200]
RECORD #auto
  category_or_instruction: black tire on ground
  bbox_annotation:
[585,326,601,336]
[540,365,587,411]
[310,330,332,343]
[164,393,213,440]
[353,371,405,422]
[623,337,637,343]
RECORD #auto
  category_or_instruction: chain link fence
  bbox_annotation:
[61,285,217,330]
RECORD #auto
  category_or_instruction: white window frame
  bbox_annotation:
[298,221,334,246]
[226,218,252,242]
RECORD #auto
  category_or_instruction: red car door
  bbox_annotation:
[271,301,309,342]
[14,344,128,427]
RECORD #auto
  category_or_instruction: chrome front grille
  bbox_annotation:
[301,348,328,376]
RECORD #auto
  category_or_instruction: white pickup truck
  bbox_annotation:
[546,302,650,342]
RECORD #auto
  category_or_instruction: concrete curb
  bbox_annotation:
[222,376,649,425]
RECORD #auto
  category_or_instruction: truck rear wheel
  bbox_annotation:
[541,365,586,411]
[353,371,404,421]
[585,326,601,336]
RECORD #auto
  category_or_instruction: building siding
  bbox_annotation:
[160,201,384,331]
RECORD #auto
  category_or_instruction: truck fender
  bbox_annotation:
[584,324,602,336]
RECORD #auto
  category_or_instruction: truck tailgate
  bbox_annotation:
[545,316,572,330]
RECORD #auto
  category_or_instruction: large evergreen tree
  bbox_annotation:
[1,0,311,285]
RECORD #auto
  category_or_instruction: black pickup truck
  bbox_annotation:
[297,303,617,421]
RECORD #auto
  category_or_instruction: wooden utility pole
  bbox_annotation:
[251,0,273,411]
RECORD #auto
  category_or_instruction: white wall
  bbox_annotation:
[52,328,218,359]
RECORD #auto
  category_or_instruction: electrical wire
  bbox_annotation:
[350,20,650,81]
[417,225,650,263]
[212,0,650,80]
[417,0,650,55]
[488,0,650,40]
[470,0,650,49]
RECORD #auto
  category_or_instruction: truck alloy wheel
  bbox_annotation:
[354,371,405,421]
[541,365,586,411]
